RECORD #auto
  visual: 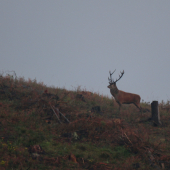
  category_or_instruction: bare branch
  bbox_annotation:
[50,105,62,124]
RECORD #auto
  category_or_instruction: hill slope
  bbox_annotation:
[0,75,170,169]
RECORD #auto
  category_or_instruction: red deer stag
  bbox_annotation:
[107,70,141,111]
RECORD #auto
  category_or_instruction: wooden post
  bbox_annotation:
[151,101,162,126]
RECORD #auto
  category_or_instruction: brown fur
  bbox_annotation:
[108,84,141,111]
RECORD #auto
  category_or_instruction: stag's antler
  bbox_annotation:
[108,70,124,84]
[114,70,124,83]
[108,69,116,84]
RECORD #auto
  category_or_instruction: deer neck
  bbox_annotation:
[110,86,119,97]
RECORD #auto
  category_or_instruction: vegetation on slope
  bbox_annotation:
[0,74,170,169]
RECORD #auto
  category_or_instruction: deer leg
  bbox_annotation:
[118,103,121,111]
[134,103,142,112]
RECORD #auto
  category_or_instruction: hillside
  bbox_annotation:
[0,75,170,170]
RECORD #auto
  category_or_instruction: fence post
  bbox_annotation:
[151,101,162,126]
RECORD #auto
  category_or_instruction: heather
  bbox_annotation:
[0,75,170,169]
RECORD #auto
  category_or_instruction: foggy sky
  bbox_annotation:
[1,1,170,102]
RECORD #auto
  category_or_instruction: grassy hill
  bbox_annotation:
[0,75,170,169]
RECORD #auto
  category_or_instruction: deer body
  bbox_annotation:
[108,70,141,111]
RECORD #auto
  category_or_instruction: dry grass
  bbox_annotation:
[0,75,170,169]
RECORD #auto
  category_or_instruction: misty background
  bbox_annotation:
[1,1,170,103]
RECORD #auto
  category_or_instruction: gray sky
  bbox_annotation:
[1,1,170,102]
